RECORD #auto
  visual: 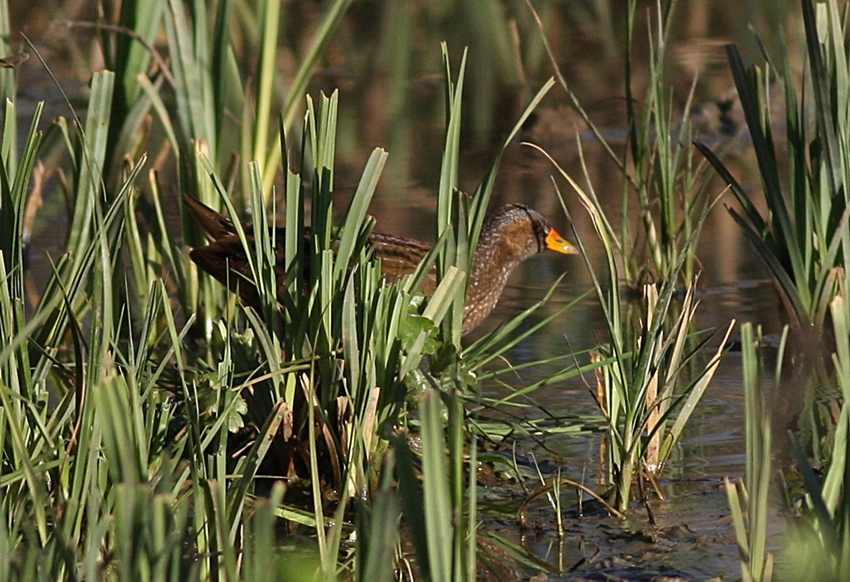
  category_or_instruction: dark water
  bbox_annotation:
[9,2,803,579]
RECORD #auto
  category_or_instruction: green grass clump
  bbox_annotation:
[698,0,850,357]
[781,296,850,580]
[9,0,810,576]
[526,0,732,514]
[0,0,579,571]
[539,142,732,513]
[704,1,850,578]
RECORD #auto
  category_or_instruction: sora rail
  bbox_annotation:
[185,194,578,334]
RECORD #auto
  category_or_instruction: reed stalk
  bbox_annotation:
[725,323,780,582]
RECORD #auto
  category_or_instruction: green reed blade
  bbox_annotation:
[334,148,387,280]
[419,389,453,582]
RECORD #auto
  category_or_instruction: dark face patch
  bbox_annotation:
[511,205,549,254]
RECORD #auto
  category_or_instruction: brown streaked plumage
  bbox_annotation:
[184,194,578,334]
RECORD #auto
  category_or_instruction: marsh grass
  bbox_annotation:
[726,322,783,582]
[777,296,850,580]
[541,144,732,512]
[527,0,713,289]
[722,300,850,579]
[6,0,815,576]
[701,2,850,578]
[525,0,732,514]
[697,0,850,358]
[0,0,588,572]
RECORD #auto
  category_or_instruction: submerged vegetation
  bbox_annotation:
[2,0,850,579]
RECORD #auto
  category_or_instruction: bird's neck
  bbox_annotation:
[462,240,522,332]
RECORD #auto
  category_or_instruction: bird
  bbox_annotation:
[184,193,578,334]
